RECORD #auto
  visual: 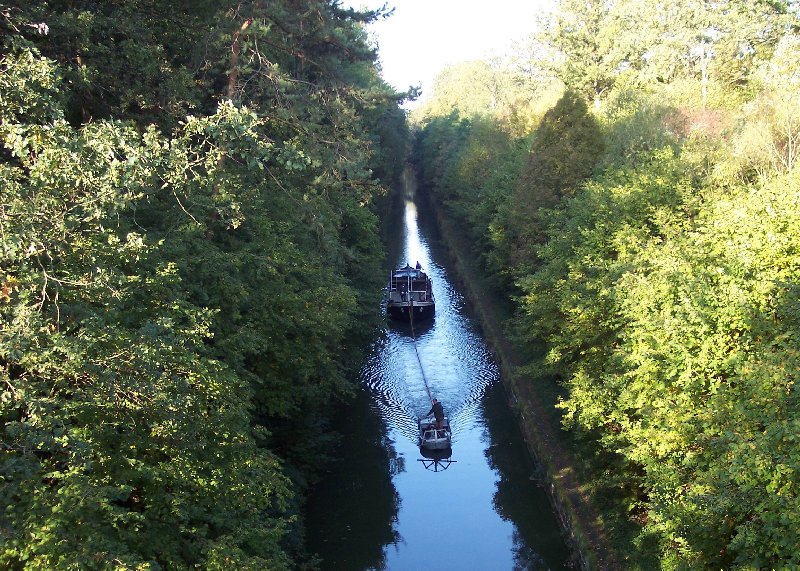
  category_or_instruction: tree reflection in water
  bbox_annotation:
[482,382,572,571]
[305,389,400,571]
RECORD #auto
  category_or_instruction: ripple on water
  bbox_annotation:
[362,283,499,446]
[362,201,501,446]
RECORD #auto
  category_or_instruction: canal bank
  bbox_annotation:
[415,173,619,570]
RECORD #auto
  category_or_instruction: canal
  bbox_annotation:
[305,198,571,570]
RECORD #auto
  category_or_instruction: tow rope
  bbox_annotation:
[408,299,433,402]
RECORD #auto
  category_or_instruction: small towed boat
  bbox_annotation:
[386,263,435,321]
[418,416,451,450]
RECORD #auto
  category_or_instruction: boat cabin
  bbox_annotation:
[386,263,435,321]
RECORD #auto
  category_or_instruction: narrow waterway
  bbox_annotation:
[305,198,571,570]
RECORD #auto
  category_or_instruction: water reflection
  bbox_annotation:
[417,448,457,473]
[482,382,571,569]
[304,390,400,571]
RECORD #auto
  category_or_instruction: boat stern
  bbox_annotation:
[418,416,452,450]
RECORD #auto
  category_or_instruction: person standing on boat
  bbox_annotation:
[427,398,444,429]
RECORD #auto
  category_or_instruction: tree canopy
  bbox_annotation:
[1,1,409,568]
[412,0,800,567]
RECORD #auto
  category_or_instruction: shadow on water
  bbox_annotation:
[482,382,572,569]
[387,316,435,340]
[305,388,400,571]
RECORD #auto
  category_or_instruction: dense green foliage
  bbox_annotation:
[1,1,409,568]
[496,90,605,278]
[413,0,800,567]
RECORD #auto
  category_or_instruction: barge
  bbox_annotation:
[386,263,435,321]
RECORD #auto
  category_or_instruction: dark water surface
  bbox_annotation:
[305,200,571,570]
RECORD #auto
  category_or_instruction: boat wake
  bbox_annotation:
[363,198,500,448]
[361,314,499,447]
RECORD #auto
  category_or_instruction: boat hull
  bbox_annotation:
[387,302,435,322]
[386,264,435,322]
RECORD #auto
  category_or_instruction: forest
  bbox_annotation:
[3,0,800,569]
[0,1,409,568]
[412,0,800,568]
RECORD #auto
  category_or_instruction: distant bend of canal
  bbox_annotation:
[305,197,571,570]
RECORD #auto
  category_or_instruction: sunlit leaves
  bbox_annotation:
[0,45,64,124]
[0,45,293,567]
[534,0,791,109]
[537,0,617,104]
[520,145,800,566]
[410,0,800,567]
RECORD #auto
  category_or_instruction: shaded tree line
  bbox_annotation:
[0,1,410,568]
[412,0,800,568]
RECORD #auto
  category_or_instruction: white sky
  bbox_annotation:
[342,0,555,106]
